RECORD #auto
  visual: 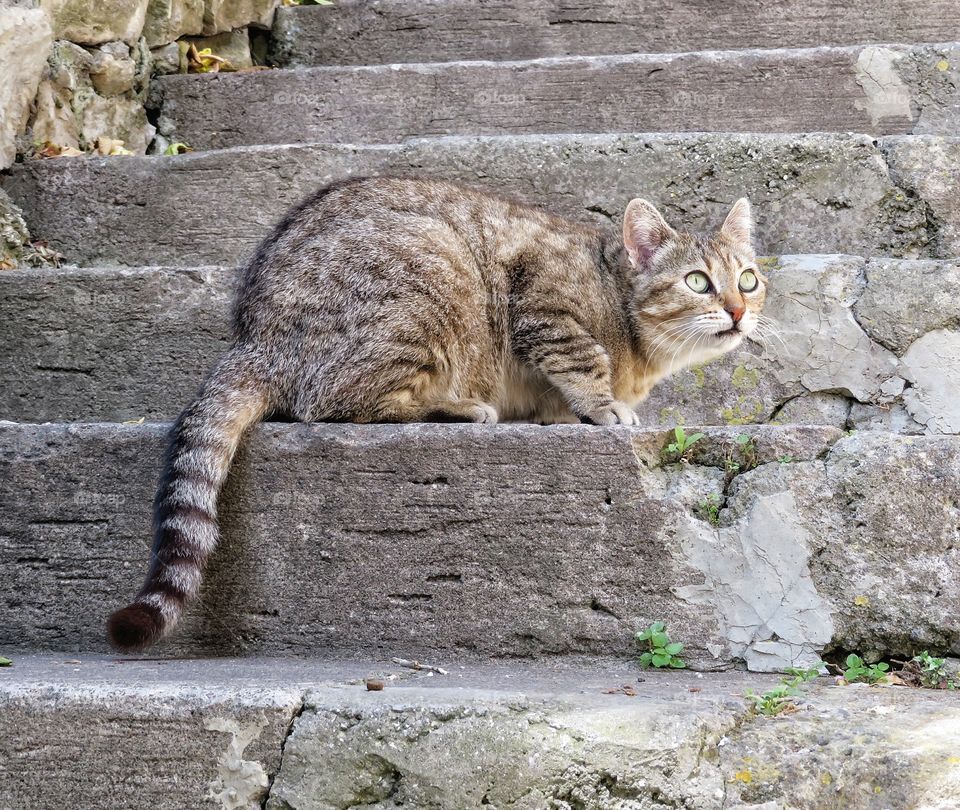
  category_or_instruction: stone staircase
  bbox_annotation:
[2,2,960,808]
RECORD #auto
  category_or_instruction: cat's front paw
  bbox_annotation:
[581,401,639,426]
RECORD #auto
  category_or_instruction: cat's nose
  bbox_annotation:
[726,305,745,323]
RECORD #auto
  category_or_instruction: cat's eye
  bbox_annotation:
[739,270,759,292]
[685,272,711,294]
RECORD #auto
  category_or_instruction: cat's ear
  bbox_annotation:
[720,198,752,245]
[623,199,676,269]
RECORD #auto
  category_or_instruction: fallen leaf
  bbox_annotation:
[96,137,133,157]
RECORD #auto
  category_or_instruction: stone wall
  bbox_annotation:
[0,0,279,264]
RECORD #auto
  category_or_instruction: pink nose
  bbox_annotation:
[726,305,745,323]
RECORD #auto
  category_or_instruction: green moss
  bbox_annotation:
[721,398,764,425]
[731,365,759,391]
[690,365,707,389]
[659,407,682,425]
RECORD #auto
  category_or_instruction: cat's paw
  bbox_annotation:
[581,401,639,426]
[467,402,499,424]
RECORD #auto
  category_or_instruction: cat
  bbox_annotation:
[107,176,766,651]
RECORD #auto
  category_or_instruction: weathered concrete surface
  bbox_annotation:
[5,256,958,433]
[3,656,959,810]
[156,44,960,151]
[883,136,960,261]
[0,265,234,422]
[2,133,952,266]
[2,423,959,669]
[270,0,960,66]
[0,422,838,665]
[0,656,302,810]
[818,433,960,658]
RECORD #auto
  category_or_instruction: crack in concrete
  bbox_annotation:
[261,692,307,810]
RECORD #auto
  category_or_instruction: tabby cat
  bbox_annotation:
[108,176,766,651]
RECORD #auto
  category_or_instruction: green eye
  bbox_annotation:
[685,272,710,294]
[739,270,759,292]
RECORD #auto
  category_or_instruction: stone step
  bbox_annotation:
[3,656,959,810]
[2,255,957,434]
[3,133,958,266]
[155,43,960,151]
[270,0,960,66]
[3,422,958,669]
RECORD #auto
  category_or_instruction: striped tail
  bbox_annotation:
[107,349,270,651]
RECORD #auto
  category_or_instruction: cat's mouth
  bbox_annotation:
[715,326,742,339]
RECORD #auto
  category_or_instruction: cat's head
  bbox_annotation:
[622,198,767,372]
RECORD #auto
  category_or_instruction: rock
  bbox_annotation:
[883,136,960,259]
[0,656,301,810]
[848,401,925,433]
[0,133,942,267]
[201,0,276,36]
[3,655,958,810]
[88,40,137,96]
[5,423,960,667]
[769,393,852,428]
[29,39,154,154]
[183,27,253,71]
[819,432,960,656]
[2,255,958,430]
[150,41,184,75]
[901,330,960,433]
[142,0,203,48]
[0,188,31,268]
[855,257,960,354]
[154,43,960,152]
[269,0,960,66]
[0,7,53,170]
[39,0,150,45]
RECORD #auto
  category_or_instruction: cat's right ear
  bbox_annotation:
[623,199,676,270]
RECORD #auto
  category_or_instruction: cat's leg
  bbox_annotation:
[375,390,498,424]
[422,398,499,423]
[514,318,638,426]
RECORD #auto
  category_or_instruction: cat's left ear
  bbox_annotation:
[623,199,677,269]
[720,198,753,245]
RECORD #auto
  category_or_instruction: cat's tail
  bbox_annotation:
[107,347,271,651]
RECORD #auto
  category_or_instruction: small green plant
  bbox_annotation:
[840,654,890,684]
[636,621,686,669]
[909,652,957,689]
[735,433,758,466]
[722,433,758,479]
[664,426,704,462]
[745,681,797,716]
[0,657,12,667]
[698,492,722,526]
[163,141,192,156]
[778,454,794,464]
[745,663,821,716]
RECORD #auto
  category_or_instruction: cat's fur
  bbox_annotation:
[107,176,766,651]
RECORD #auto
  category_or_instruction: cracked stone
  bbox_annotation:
[901,329,960,433]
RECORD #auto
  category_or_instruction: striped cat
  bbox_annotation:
[108,177,766,650]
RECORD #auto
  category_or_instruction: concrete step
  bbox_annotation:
[270,0,960,66]
[156,43,960,150]
[3,133,958,265]
[2,255,957,434]
[3,422,959,669]
[3,656,959,810]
